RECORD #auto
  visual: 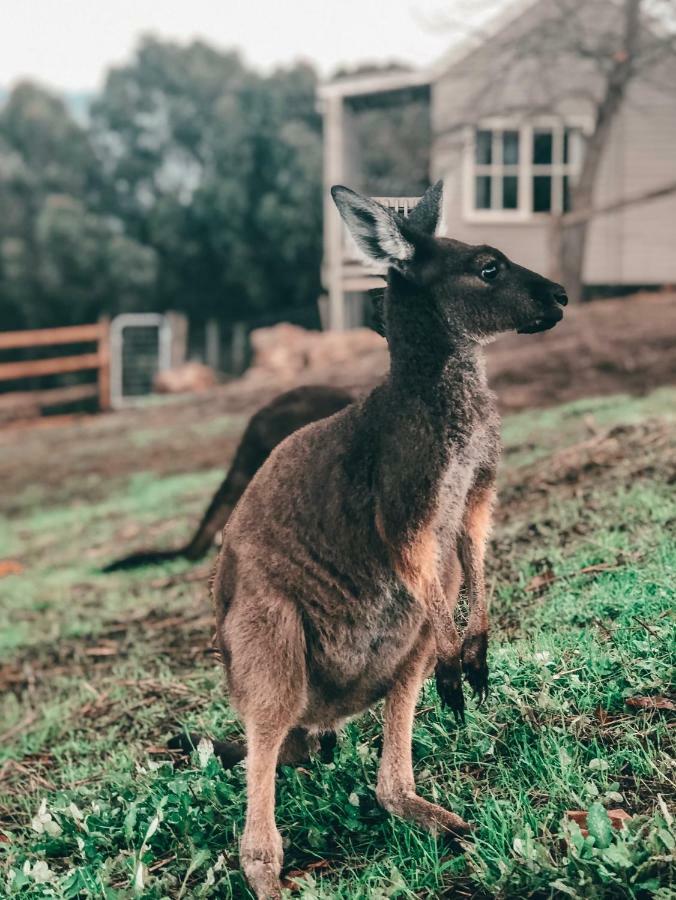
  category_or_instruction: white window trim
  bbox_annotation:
[462,115,592,225]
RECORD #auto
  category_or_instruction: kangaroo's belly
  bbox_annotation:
[299,580,429,727]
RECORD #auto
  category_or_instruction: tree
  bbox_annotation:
[0,44,325,333]
[90,38,323,326]
[0,81,98,200]
[0,81,157,329]
[436,0,676,301]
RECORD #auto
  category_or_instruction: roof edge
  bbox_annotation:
[317,68,431,100]
[317,0,543,102]
[427,0,542,81]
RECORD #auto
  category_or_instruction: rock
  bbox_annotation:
[154,362,217,394]
[244,324,386,383]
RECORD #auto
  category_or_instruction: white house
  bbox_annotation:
[318,0,676,329]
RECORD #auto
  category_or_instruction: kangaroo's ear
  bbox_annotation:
[407,180,443,235]
[331,186,414,268]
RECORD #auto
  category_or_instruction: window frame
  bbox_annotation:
[462,116,591,224]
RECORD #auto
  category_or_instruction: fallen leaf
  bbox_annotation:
[0,559,23,578]
[626,696,675,712]
[607,809,632,828]
[580,561,624,575]
[526,559,629,593]
[281,859,331,890]
[565,810,588,835]
[565,807,632,838]
[525,569,556,592]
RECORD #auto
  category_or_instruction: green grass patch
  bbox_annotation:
[1,389,674,898]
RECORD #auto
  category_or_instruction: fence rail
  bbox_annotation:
[0,322,104,350]
[0,319,110,415]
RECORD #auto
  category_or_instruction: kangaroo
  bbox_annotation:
[209,181,567,898]
[102,386,353,572]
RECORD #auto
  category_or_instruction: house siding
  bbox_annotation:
[319,0,676,329]
[431,2,676,285]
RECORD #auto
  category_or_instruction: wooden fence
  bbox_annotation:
[0,319,110,415]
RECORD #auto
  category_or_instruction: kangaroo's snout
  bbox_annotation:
[516,273,568,334]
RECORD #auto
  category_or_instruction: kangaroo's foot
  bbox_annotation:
[376,784,471,836]
[240,828,283,900]
[461,631,489,703]
[435,657,466,723]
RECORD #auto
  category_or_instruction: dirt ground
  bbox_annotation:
[1,292,674,515]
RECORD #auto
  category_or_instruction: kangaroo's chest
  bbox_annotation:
[437,423,489,503]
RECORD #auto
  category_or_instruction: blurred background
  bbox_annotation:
[0,0,674,418]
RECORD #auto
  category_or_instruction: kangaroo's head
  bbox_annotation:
[331,182,567,344]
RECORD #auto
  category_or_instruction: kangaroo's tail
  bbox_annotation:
[102,385,353,573]
[101,547,189,572]
[101,462,248,572]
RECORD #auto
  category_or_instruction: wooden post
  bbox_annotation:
[205,318,220,371]
[97,316,111,411]
[166,311,188,368]
[323,95,346,331]
[230,322,248,375]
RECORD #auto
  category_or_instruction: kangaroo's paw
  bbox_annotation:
[435,659,465,724]
[461,632,489,704]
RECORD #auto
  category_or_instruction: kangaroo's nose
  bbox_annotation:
[553,287,568,306]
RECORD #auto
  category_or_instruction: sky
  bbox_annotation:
[0,0,475,93]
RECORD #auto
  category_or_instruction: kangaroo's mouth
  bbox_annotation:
[517,303,564,334]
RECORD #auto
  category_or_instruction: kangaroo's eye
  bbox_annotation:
[481,264,499,282]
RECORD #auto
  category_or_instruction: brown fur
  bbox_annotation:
[203,182,567,897]
[393,526,440,600]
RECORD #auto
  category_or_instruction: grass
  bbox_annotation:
[1,388,674,898]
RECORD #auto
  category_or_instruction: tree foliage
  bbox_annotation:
[90,38,323,324]
[0,80,157,329]
[0,39,324,331]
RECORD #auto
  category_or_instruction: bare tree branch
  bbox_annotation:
[562,178,676,225]
[429,0,676,298]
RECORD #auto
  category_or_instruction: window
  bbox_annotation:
[465,120,585,220]
[473,128,520,211]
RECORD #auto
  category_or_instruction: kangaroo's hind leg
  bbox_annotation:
[239,718,291,899]
[222,586,308,899]
[376,628,471,836]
